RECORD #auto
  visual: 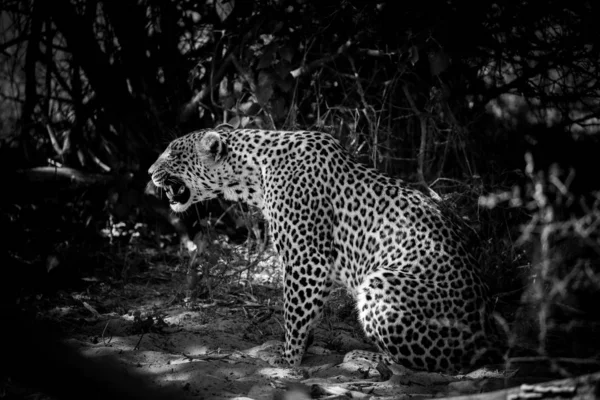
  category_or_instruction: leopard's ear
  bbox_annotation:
[198,131,227,164]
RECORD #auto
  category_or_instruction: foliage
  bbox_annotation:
[1,0,598,178]
[481,128,600,372]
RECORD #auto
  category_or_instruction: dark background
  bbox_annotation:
[1,0,600,396]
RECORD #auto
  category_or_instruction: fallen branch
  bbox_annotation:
[15,166,115,187]
[440,370,600,400]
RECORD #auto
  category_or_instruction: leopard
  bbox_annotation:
[148,127,503,373]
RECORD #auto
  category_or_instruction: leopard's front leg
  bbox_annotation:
[281,256,332,366]
[265,183,335,366]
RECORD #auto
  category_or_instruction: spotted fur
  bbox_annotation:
[148,128,501,372]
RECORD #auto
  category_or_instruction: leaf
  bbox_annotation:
[233,80,244,98]
[271,21,284,34]
[218,76,230,99]
[244,102,262,115]
[408,45,419,65]
[257,43,278,69]
[256,71,274,104]
[274,63,290,78]
[228,115,241,128]
[239,101,252,114]
[276,75,293,92]
[221,95,235,110]
[215,0,235,22]
[274,64,293,92]
[429,49,450,76]
[277,77,292,92]
[279,46,294,63]
[272,97,286,120]
[46,254,60,273]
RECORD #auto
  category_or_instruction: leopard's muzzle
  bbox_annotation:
[150,172,191,210]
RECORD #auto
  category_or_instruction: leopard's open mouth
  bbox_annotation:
[152,175,191,210]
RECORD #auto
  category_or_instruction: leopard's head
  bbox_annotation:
[148,130,229,212]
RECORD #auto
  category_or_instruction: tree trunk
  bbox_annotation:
[48,0,164,161]
[20,0,44,161]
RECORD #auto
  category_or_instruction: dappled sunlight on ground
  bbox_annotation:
[12,243,577,399]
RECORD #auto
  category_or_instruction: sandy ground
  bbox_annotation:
[12,242,538,399]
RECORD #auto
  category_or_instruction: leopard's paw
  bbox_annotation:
[343,350,393,366]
